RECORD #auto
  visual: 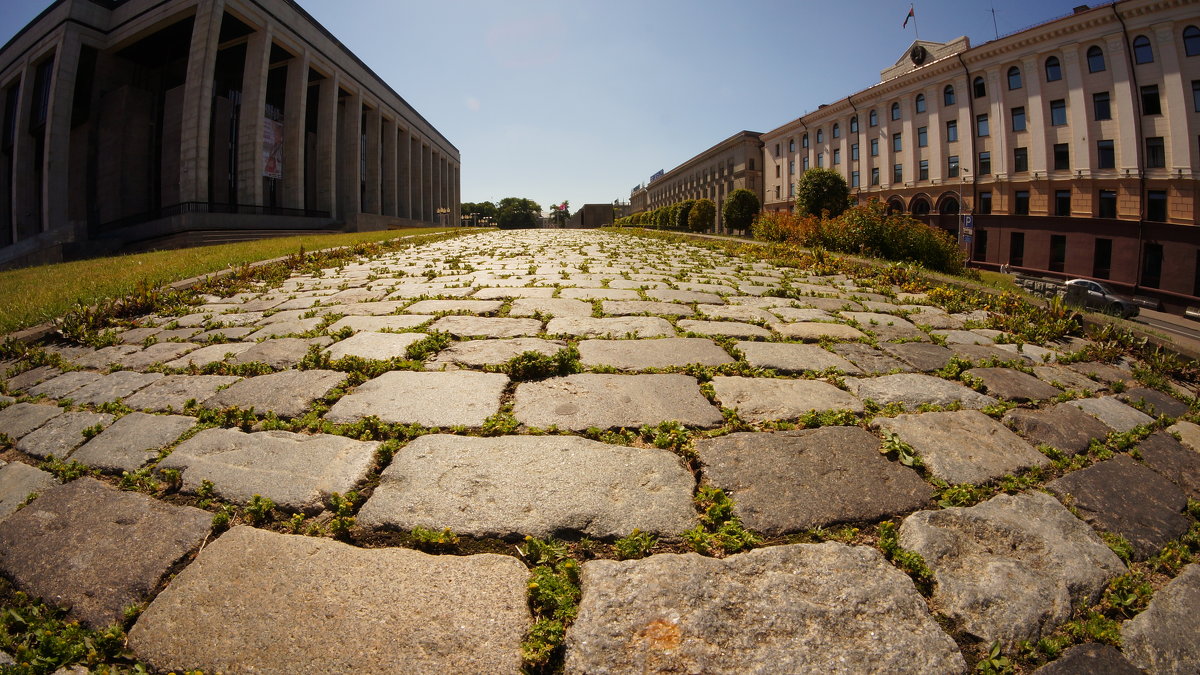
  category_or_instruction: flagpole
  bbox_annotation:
[913,4,920,41]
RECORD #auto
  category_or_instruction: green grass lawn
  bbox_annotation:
[0,228,456,335]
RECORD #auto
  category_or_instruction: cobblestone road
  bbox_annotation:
[0,229,1198,673]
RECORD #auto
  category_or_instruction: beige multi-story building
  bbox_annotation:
[634,131,763,232]
[759,0,1199,309]
[0,0,460,268]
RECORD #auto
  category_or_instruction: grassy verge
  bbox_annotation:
[0,228,456,334]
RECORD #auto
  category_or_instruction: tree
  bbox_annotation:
[688,199,716,233]
[722,189,760,234]
[549,200,571,227]
[496,197,542,229]
[655,206,671,230]
[795,168,851,218]
[674,199,696,231]
[460,201,498,226]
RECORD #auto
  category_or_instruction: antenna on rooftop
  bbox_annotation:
[990,5,999,39]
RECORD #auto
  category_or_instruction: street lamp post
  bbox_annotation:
[436,207,450,227]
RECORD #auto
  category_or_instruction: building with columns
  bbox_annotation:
[0,0,460,268]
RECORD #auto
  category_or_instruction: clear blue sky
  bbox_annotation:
[1,0,1096,213]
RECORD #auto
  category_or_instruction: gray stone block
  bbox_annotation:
[202,369,345,418]
[325,371,507,427]
[72,412,195,473]
[513,373,722,430]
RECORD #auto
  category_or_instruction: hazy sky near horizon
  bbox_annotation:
[1,0,1097,213]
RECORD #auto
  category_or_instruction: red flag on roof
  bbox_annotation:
[903,6,915,28]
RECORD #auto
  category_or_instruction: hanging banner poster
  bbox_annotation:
[263,118,284,179]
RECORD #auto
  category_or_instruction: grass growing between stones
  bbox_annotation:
[517,536,581,672]
[0,585,145,675]
[682,485,761,556]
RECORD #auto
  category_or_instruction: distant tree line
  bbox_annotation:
[613,189,761,235]
[461,198,543,229]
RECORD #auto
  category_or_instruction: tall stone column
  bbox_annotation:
[9,59,36,242]
[236,25,272,206]
[1021,55,1046,174]
[410,135,421,223]
[43,29,81,235]
[422,143,433,222]
[282,51,309,210]
[363,105,380,215]
[314,71,338,215]
[1153,23,1189,173]
[179,0,225,204]
[431,150,441,224]
[337,89,362,221]
[381,117,396,216]
[452,163,460,226]
[396,127,409,219]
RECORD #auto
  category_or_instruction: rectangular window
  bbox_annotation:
[946,120,958,142]
[1141,85,1161,115]
[1011,106,1026,132]
[833,149,841,165]
[870,139,879,156]
[1054,143,1070,171]
[871,167,880,185]
[1194,81,1200,113]
[1009,232,1024,266]
[1093,92,1111,120]
[1093,238,1113,279]
[974,229,988,262]
[947,155,959,178]
[978,151,991,176]
[789,139,795,153]
[776,165,781,178]
[1147,190,1167,222]
[893,163,903,183]
[775,143,780,156]
[816,153,823,168]
[917,126,928,147]
[1049,234,1067,272]
[1055,189,1071,216]
[803,157,810,170]
[851,143,859,161]
[892,133,902,152]
[976,114,989,137]
[1142,242,1163,287]
[1014,147,1028,173]
[919,159,929,180]
[1050,99,1067,126]
[1098,189,1117,218]
[1097,140,1115,169]
[851,170,860,187]
[978,191,992,214]
[1015,190,1030,215]
[1145,137,1165,168]
[788,183,795,198]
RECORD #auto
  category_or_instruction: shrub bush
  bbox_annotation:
[795,168,851,218]
[689,199,716,233]
[674,199,696,231]
[722,189,760,234]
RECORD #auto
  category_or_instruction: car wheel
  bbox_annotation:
[1107,302,1124,316]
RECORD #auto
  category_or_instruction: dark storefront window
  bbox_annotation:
[1049,235,1067,272]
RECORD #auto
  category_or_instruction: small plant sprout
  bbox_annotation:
[614,529,657,560]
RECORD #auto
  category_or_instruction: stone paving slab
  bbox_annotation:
[577,338,732,370]
[1003,404,1111,455]
[1034,643,1142,674]
[1067,396,1155,432]
[117,343,201,370]
[244,318,322,341]
[159,427,377,513]
[645,288,724,304]
[128,526,530,674]
[315,300,408,316]
[230,337,330,369]
[710,376,863,422]
[874,410,1048,485]
[775,322,867,341]
[1067,361,1135,384]
[4,365,61,392]
[841,312,925,341]
[1169,420,1200,452]
[71,345,141,369]
[900,491,1125,646]
[1031,365,1105,393]
[1047,455,1190,560]
[72,412,195,473]
[564,543,965,674]
[122,375,241,412]
[546,316,674,338]
[831,343,913,374]
[966,367,1062,402]
[697,304,779,324]
[162,342,255,368]
[1120,563,1200,674]
[0,462,56,520]
[326,315,432,333]
[845,373,997,411]
[558,288,640,301]
[325,371,508,427]
[27,371,103,399]
[1136,431,1200,499]
[0,402,63,439]
[0,478,210,628]
[878,342,954,372]
[508,298,592,317]
[324,331,427,361]
[428,316,542,338]
[1119,387,1191,419]
[472,286,556,299]
[426,338,567,370]
[768,306,834,322]
[735,341,861,373]
[513,373,722,430]
[677,319,771,339]
[16,411,114,459]
[402,299,504,315]
[602,300,694,317]
[202,369,345,418]
[949,343,1029,364]
[697,428,931,534]
[359,434,695,540]
[68,371,164,406]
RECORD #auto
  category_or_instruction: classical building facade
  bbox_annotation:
[632,131,763,232]
[0,0,460,268]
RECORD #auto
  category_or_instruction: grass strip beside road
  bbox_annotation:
[0,228,455,335]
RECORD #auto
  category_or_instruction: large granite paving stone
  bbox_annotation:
[1031,365,1105,393]
[0,402,63,439]
[324,331,426,361]
[645,288,724,304]
[1136,431,1200,499]
[697,304,779,324]
[325,371,507,427]
[72,412,195,473]
[428,316,542,338]
[70,345,141,369]
[841,312,925,341]
[1067,361,1135,384]
[873,410,1048,484]
[558,288,640,301]
[202,369,345,418]
[508,298,592,318]
[1119,387,1191,419]
[159,427,377,513]
[776,322,867,341]
[128,526,530,674]
[546,316,674,338]
[162,342,255,368]
[243,318,322,341]
[832,343,913,374]
[1034,644,1141,675]
[880,342,954,372]
[1003,404,1111,455]
[736,341,861,373]
[845,373,997,411]
[473,286,556,299]
[67,371,164,406]
[426,338,567,369]
[696,428,931,534]
[117,342,200,370]
[27,371,103,399]
[229,337,329,369]
[677,319,771,339]
[1169,420,1200,452]
[326,314,431,333]
[602,300,693,317]
[1121,563,1200,674]
[949,343,1030,364]
[966,367,1062,402]
[513,373,722,430]
[358,435,695,540]
[403,299,503,314]
[16,411,114,459]
[0,462,57,520]
[711,376,863,422]
[769,306,834,322]
[4,365,62,392]
[0,478,210,628]
[1067,396,1155,432]
[122,374,241,412]
[564,542,965,674]
[1046,455,1190,560]
[577,338,733,370]
[899,491,1125,646]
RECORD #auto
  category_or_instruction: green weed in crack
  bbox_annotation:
[876,521,934,595]
[682,485,760,556]
[518,536,581,671]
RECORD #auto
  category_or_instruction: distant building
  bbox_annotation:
[568,203,616,228]
[636,131,764,233]
[0,0,460,268]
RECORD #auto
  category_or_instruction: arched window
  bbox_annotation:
[1044,56,1062,81]
[1087,45,1106,72]
[801,133,809,148]
[1132,36,1154,64]
[1007,66,1022,90]
[849,115,859,133]
[915,94,926,113]
[869,109,878,126]
[816,128,824,143]
[1186,25,1200,56]
[943,84,955,106]
[832,123,840,138]
[911,198,931,216]
[973,76,987,98]
[891,102,901,120]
